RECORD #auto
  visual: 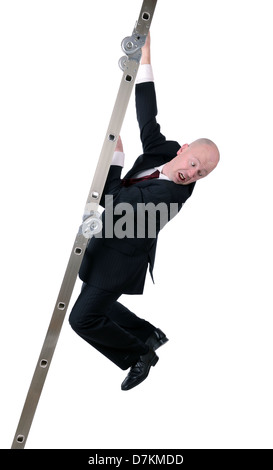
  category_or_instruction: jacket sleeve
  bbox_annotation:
[135,81,166,153]
[100,165,122,208]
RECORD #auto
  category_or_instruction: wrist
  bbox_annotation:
[141,52,151,65]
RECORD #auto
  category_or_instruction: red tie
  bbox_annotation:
[121,169,160,187]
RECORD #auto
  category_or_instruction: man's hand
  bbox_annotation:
[115,135,123,152]
[141,31,151,65]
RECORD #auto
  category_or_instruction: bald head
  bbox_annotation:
[190,138,220,171]
[162,137,220,185]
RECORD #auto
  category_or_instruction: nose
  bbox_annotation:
[188,168,196,179]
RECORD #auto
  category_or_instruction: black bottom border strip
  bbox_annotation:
[2,448,272,466]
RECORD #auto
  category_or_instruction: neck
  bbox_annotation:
[161,162,169,177]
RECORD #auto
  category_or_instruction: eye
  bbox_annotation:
[191,162,196,167]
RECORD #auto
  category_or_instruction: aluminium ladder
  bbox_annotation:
[11,0,158,449]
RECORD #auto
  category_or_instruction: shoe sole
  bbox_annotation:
[151,354,159,367]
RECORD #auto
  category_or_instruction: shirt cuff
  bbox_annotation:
[111,151,125,167]
[136,64,154,84]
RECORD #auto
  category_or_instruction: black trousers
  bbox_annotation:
[69,283,156,370]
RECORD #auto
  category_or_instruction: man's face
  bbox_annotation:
[166,142,219,185]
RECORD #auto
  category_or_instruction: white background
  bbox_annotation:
[0,0,272,449]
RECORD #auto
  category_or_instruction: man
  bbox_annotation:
[69,33,219,391]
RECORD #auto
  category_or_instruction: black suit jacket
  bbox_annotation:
[79,82,195,294]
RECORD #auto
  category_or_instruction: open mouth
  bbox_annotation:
[179,172,185,181]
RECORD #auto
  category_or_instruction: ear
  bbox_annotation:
[177,144,189,155]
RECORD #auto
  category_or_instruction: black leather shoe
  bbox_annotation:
[145,328,169,351]
[121,349,159,391]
